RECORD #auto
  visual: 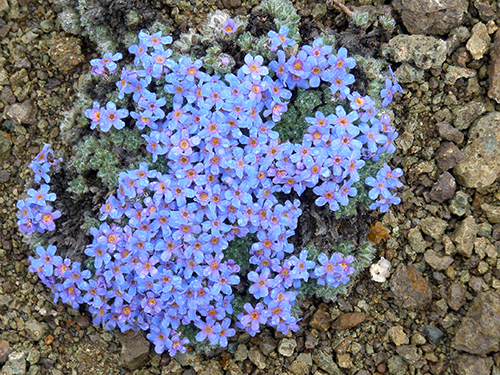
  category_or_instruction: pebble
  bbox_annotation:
[258,333,277,356]
[1,351,26,375]
[452,101,486,131]
[387,355,408,374]
[428,171,456,203]
[420,216,448,241]
[435,142,464,171]
[395,345,421,365]
[454,353,493,375]
[234,343,248,362]
[481,203,500,224]
[118,330,150,370]
[0,339,12,364]
[248,346,266,370]
[450,215,478,258]
[392,0,466,35]
[407,228,427,253]
[466,22,491,60]
[449,190,471,216]
[448,282,466,311]
[488,29,500,103]
[309,303,333,331]
[0,130,12,161]
[312,350,342,375]
[289,353,312,374]
[387,326,409,346]
[454,112,500,188]
[390,264,433,309]
[332,312,366,330]
[422,326,444,346]
[424,250,454,270]
[278,338,297,357]
[437,121,464,144]
[388,35,447,70]
[5,100,37,126]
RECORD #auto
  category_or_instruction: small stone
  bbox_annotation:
[48,33,85,74]
[454,354,493,375]
[452,101,486,131]
[290,353,313,375]
[388,326,409,346]
[387,355,408,374]
[0,340,12,364]
[428,172,456,203]
[312,349,342,375]
[437,121,464,144]
[488,30,500,103]
[248,347,266,370]
[333,312,366,330]
[311,3,327,19]
[396,345,421,365]
[118,330,150,370]
[450,215,478,258]
[337,353,352,369]
[444,65,476,85]
[454,112,500,188]
[5,100,37,126]
[198,359,223,375]
[435,142,464,171]
[2,352,26,375]
[448,282,466,311]
[234,343,248,362]
[407,228,427,253]
[449,190,471,216]
[0,131,12,161]
[278,338,297,357]
[309,303,332,331]
[420,216,448,241]
[422,325,444,345]
[411,332,427,346]
[258,333,277,356]
[162,359,182,375]
[388,35,447,70]
[424,250,454,270]
[481,203,500,224]
[25,320,44,341]
[466,22,491,60]
[390,264,433,309]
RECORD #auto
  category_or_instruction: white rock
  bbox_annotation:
[370,257,391,283]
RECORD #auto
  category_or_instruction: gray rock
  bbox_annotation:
[392,0,467,35]
[290,353,312,375]
[118,330,150,370]
[424,250,454,270]
[390,264,433,309]
[0,130,12,161]
[1,351,26,375]
[258,333,277,356]
[408,228,427,253]
[0,340,12,364]
[450,215,478,257]
[489,29,500,103]
[25,320,44,341]
[396,345,421,365]
[437,121,464,144]
[435,142,464,171]
[248,346,266,370]
[278,338,296,357]
[454,112,500,188]
[452,101,486,131]
[387,355,408,374]
[422,325,444,345]
[420,216,448,241]
[5,100,37,126]
[162,359,182,375]
[429,172,456,203]
[444,66,476,85]
[453,291,500,354]
[394,62,425,83]
[312,350,342,375]
[388,35,447,70]
[448,282,467,311]
[388,325,409,346]
[467,22,491,60]
[234,343,248,362]
[449,190,470,216]
[454,354,493,375]
[481,203,500,224]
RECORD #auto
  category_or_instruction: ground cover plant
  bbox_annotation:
[17,2,403,356]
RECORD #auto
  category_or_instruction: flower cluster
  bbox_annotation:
[23,24,403,355]
[17,145,61,236]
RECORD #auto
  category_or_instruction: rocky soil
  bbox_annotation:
[1,0,500,374]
